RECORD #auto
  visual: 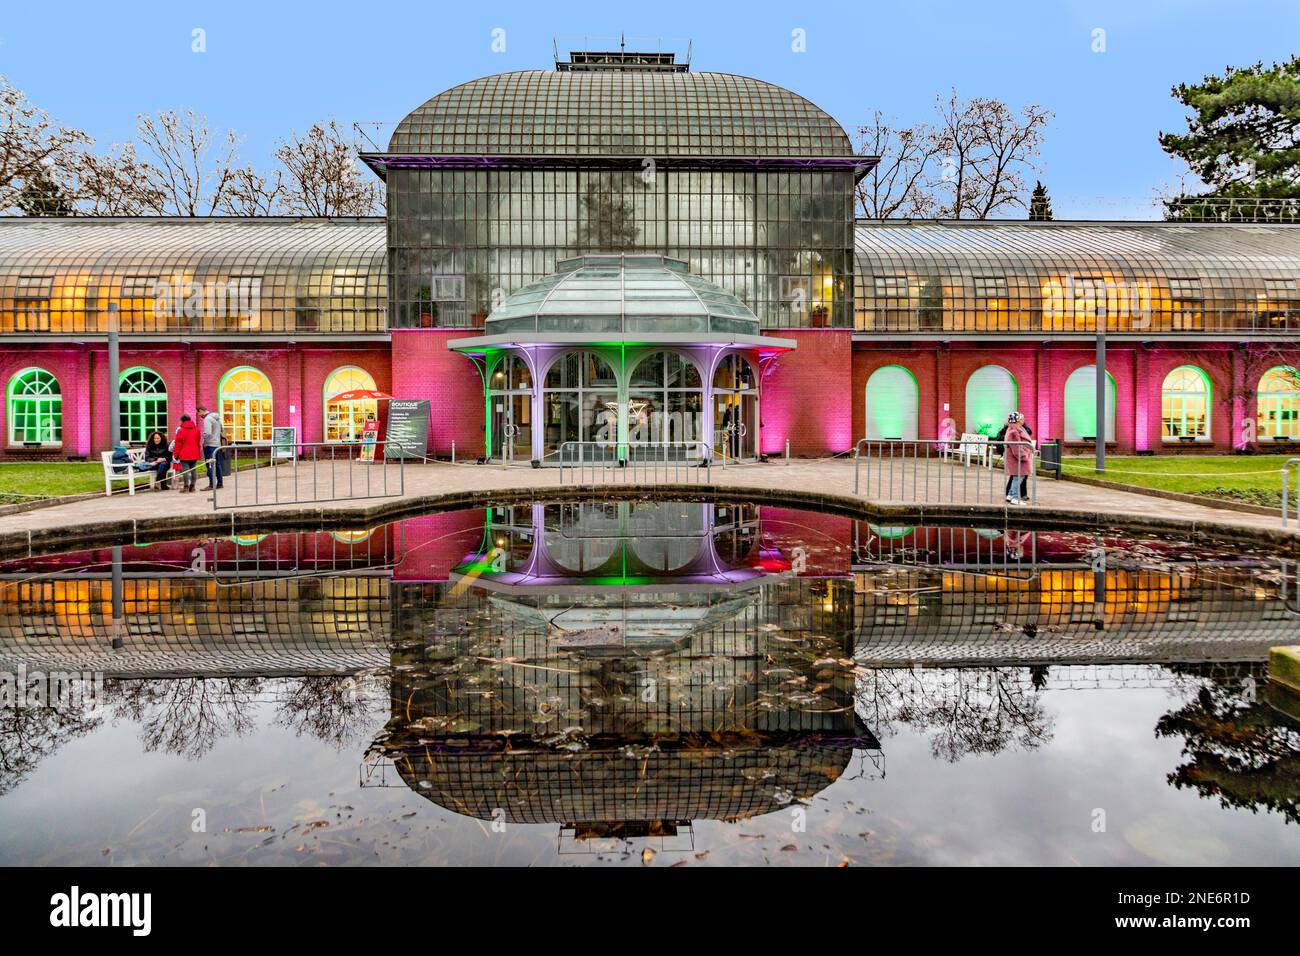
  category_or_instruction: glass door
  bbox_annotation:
[490,392,532,462]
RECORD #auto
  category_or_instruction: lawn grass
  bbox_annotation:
[1061,455,1296,508]
[0,462,107,502]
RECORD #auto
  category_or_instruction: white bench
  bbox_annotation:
[102,448,157,495]
[945,432,991,467]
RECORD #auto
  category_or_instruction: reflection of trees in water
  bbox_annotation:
[855,667,1054,762]
[273,674,386,750]
[110,678,263,760]
[0,702,102,797]
[1156,669,1300,824]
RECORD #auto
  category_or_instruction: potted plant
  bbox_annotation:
[810,305,829,328]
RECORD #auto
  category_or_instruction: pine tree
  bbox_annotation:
[1028,181,1053,221]
[17,166,73,216]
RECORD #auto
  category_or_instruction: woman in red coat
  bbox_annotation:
[172,415,204,492]
[1002,412,1035,504]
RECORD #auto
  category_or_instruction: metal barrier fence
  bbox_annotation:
[1284,458,1300,528]
[557,441,712,485]
[212,441,406,510]
[853,438,1038,505]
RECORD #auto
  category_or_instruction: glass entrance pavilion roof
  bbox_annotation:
[485,254,759,336]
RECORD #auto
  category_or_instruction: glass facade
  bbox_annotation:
[0,219,386,335]
[854,221,1300,335]
[387,168,854,329]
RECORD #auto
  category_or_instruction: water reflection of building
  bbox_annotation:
[850,524,1299,665]
[0,529,398,676]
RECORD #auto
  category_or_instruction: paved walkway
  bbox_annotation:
[0,458,1293,541]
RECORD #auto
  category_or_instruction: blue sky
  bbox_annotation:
[1,0,1297,218]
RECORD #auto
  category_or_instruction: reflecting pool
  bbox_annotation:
[0,501,1296,865]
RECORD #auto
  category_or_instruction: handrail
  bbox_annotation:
[557,440,712,485]
[853,437,1039,506]
[1284,458,1300,528]
[213,439,406,510]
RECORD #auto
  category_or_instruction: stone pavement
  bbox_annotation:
[0,457,1293,545]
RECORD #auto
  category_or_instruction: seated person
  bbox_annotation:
[143,430,173,490]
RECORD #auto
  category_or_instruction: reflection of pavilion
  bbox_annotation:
[449,501,772,653]
[373,500,873,839]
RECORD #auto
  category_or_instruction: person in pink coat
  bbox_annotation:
[1002,412,1035,504]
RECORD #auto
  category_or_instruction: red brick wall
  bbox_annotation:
[391,330,484,459]
[759,329,853,457]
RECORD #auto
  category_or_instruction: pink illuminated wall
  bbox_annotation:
[759,328,853,457]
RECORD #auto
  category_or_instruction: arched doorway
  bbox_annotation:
[712,353,758,460]
[323,366,378,443]
[219,366,273,443]
[630,350,704,458]
[542,351,617,460]
[1257,365,1300,440]
[864,365,918,440]
[487,354,533,462]
[1161,365,1210,442]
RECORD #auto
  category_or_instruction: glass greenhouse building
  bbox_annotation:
[0,47,1298,461]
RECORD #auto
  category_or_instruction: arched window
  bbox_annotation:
[965,365,1018,436]
[1257,365,1300,440]
[219,366,273,443]
[864,365,918,440]
[629,351,704,446]
[6,368,61,446]
[543,351,618,457]
[118,367,167,444]
[1161,365,1210,442]
[1063,365,1116,442]
[323,366,377,443]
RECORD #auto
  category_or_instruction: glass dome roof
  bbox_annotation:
[483,254,761,336]
[389,70,853,157]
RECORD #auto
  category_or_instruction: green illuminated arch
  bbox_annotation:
[964,365,1019,437]
[864,365,918,440]
[118,366,168,444]
[1063,365,1116,442]
[6,367,62,447]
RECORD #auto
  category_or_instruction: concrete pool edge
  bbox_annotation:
[2,481,1298,561]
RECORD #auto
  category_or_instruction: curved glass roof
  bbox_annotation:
[0,217,387,335]
[389,71,853,157]
[484,254,761,336]
[854,220,1300,334]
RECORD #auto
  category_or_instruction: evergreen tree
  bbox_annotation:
[1028,180,1053,221]
[1160,56,1300,219]
[17,166,73,216]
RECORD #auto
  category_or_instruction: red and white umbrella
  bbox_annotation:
[327,388,393,403]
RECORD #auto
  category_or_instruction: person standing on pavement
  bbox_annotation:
[172,415,203,493]
[197,403,225,490]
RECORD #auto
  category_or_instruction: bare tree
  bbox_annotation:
[220,165,286,216]
[273,119,381,216]
[933,90,1053,219]
[854,112,946,219]
[0,75,90,213]
[134,108,241,215]
[63,141,167,215]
